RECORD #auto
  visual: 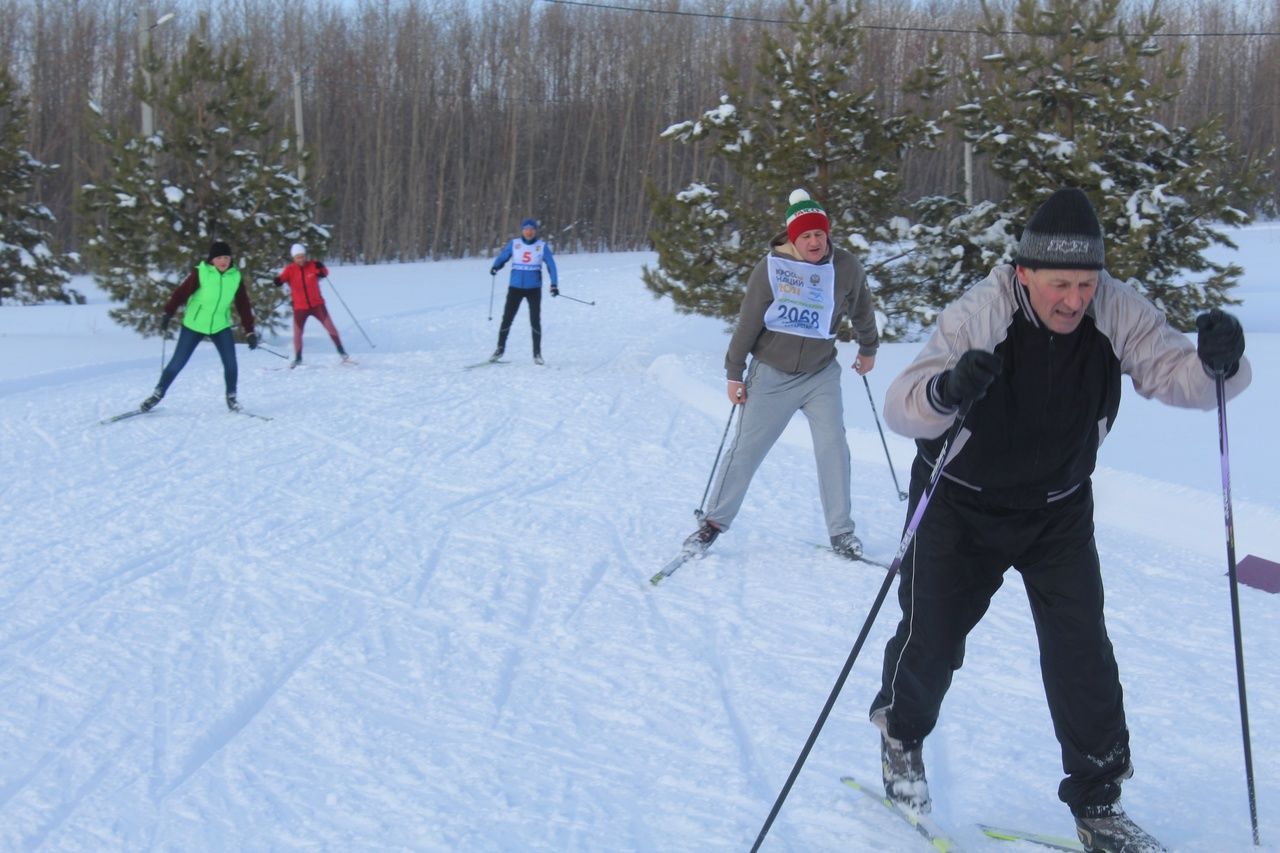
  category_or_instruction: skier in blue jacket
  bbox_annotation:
[489,218,558,364]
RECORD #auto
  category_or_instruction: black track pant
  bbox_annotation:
[496,287,541,355]
[870,463,1131,814]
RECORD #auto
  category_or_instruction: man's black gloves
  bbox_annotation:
[936,349,1003,409]
[1196,308,1245,377]
[246,332,260,350]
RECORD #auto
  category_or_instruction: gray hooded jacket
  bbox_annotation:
[725,233,879,382]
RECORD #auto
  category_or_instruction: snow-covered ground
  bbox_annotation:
[0,229,1276,851]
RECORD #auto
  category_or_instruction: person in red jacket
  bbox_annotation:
[273,242,348,368]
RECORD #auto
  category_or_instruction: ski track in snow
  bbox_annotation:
[0,248,1277,850]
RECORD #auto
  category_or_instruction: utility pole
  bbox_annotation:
[292,68,306,182]
[138,5,175,137]
[139,5,153,137]
[964,141,974,206]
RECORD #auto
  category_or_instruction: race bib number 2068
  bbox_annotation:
[763,256,837,340]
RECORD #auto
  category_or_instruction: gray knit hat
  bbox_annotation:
[1013,188,1105,270]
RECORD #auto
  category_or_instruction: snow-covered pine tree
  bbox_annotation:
[80,26,327,336]
[877,0,1269,335]
[643,0,944,323]
[0,68,78,305]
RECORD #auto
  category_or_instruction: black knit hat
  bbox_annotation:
[207,240,233,261]
[1013,188,1104,270]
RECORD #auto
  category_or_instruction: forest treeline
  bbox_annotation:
[4,0,1278,262]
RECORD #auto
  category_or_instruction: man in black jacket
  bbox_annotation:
[868,188,1250,851]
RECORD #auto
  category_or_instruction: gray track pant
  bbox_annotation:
[704,358,854,537]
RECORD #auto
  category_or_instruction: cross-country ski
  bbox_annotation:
[841,776,964,852]
[980,823,1085,851]
[99,408,151,424]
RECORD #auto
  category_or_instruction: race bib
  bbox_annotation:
[512,239,545,271]
[763,256,836,339]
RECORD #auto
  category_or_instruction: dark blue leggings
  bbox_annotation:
[158,326,238,395]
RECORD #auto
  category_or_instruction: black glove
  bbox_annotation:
[490,267,499,276]
[273,275,284,286]
[550,285,559,297]
[160,312,174,331]
[1196,308,1244,377]
[315,261,327,277]
[937,349,1002,409]
[246,331,260,350]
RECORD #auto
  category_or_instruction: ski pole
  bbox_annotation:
[749,401,973,853]
[695,404,738,521]
[161,335,167,371]
[321,274,376,348]
[256,343,290,360]
[488,272,497,321]
[556,292,595,306]
[1214,371,1260,845]
[863,374,908,501]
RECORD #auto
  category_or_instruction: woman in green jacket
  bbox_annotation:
[140,241,259,413]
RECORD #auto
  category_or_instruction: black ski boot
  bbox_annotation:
[139,387,164,412]
[489,347,504,363]
[534,354,545,365]
[682,521,721,557]
[226,393,242,412]
[1075,804,1166,852]
[873,709,930,813]
[830,531,864,560]
[291,354,302,369]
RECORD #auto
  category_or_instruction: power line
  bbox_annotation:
[538,0,1280,38]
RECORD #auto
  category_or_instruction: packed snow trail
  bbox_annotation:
[0,249,1277,850]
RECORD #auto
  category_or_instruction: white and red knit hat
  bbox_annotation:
[785,189,829,244]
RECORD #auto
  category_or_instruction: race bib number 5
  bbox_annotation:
[512,239,545,271]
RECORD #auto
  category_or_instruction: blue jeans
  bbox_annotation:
[158,326,238,395]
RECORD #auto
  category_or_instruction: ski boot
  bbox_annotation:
[226,393,242,412]
[873,709,930,813]
[534,354,545,365]
[1075,804,1166,852]
[139,387,164,412]
[682,520,721,557]
[291,354,303,369]
[489,347,504,363]
[830,531,864,560]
